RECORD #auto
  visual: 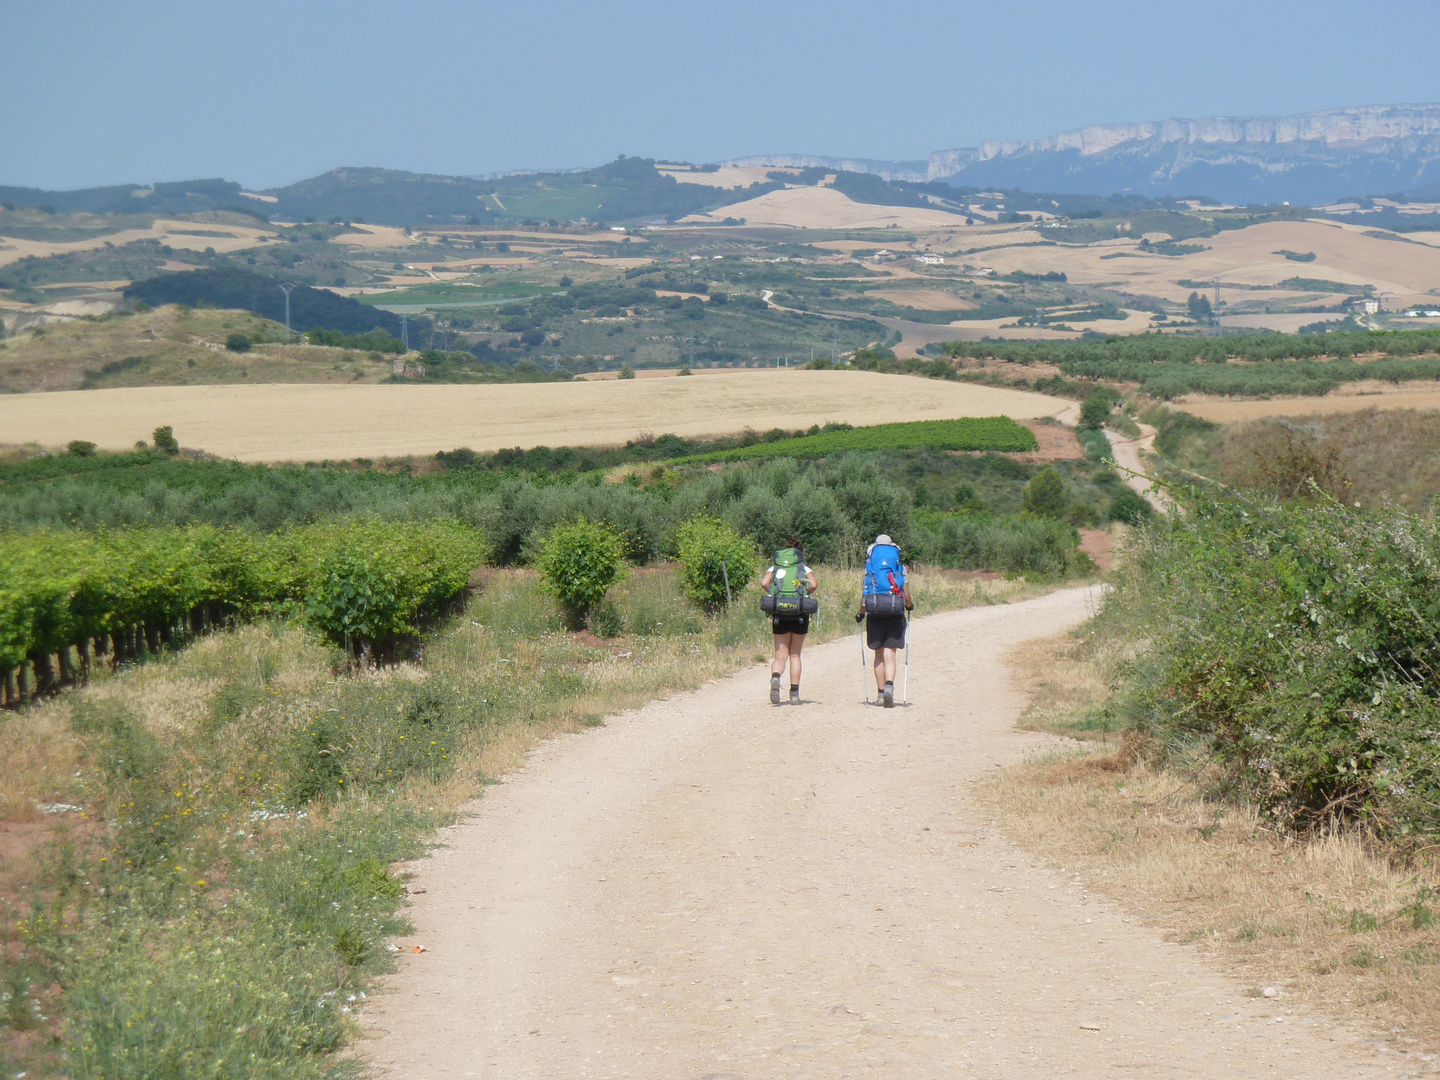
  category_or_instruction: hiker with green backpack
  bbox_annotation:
[759,536,819,705]
[854,533,912,708]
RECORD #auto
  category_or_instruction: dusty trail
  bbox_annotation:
[1106,423,1175,514]
[363,588,1410,1079]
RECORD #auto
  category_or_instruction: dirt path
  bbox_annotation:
[1106,423,1175,513]
[361,589,1415,1078]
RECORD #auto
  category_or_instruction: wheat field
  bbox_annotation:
[0,369,1067,462]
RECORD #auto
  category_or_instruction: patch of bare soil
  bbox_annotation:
[1014,419,1086,461]
[1077,527,1114,572]
[358,588,1422,1078]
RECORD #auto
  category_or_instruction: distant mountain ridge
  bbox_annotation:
[733,104,1440,205]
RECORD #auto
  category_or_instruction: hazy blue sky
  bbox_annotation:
[5,0,1438,191]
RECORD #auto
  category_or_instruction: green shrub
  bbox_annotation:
[675,517,756,610]
[67,440,97,457]
[677,366,693,376]
[1078,387,1116,430]
[152,426,179,455]
[537,517,627,628]
[225,333,251,353]
[1109,488,1154,525]
[618,365,636,380]
[1022,467,1069,519]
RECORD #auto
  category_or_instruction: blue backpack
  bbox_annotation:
[862,543,907,615]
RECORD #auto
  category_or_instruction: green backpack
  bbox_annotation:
[761,547,817,616]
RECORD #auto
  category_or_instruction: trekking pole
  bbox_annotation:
[903,613,910,705]
[859,621,868,704]
[721,560,731,608]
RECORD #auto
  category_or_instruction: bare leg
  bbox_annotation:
[771,634,792,677]
[788,635,804,686]
[873,649,886,691]
[882,648,898,685]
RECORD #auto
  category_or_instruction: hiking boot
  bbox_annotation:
[882,683,894,709]
[770,673,781,705]
[790,687,801,706]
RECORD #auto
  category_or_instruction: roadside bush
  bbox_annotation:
[1078,387,1115,430]
[225,333,251,353]
[1105,494,1440,841]
[675,517,755,610]
[151,426,179,455]
[67,440,96,457]
[926,514,1083,578]
[1109,488,1154,525]
[537,517,628,629]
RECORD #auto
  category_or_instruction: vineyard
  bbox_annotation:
[0,521,483,704]
[676,417,1039,463]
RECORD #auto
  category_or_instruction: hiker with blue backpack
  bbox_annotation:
[855,534,912,708]
[759,536,819,705]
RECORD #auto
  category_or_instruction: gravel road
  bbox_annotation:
[362,586,1423,1079]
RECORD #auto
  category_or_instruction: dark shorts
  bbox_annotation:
[866,613,907,650]
[772,615,810,636]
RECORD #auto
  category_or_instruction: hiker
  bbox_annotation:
[855,533,911,708]
[759,536,819,705]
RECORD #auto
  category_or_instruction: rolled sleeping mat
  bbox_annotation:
[862,593,907,617]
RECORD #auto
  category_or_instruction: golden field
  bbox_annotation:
[0,369,1068,462]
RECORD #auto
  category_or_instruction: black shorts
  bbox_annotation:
[866,613,907,650]
[772,615,810,636]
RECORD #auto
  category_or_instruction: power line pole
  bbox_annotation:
[278,282,296,340]
[400,314,409,351]
[832,322,839,364]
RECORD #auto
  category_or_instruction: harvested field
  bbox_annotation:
[0,371,1069,462]
[681,186,967,230]
[867,288,976,311]
[655,165,777,188]
[946,219,1440,307]
[0,218,274,268]
[1183,383,1440,422]
[331,224,413,248]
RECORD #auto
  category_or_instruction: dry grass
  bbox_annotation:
[0,368,1069,461]
[0,701,82,824]
[1205,407,1440,510]
[981,630,1440,1043]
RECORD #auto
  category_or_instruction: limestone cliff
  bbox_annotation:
[734,104,1440,204]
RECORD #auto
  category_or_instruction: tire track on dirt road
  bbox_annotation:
[361,587,1422,1079]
